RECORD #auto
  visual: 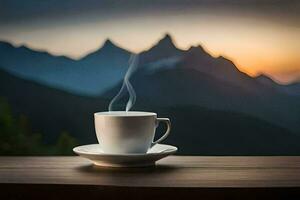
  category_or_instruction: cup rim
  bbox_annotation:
[94,111,157,117]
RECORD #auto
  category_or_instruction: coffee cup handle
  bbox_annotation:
[152,118,171,145]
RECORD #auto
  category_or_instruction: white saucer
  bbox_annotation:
[73,144,177,167]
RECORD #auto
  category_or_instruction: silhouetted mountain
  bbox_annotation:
[80,39,130,64]
[281,82,300,96]
[256,74,276,86]
[256,74,300,96]
[159,106,300,155]
[0,68,108,144]
[106,43,300,134]
[1,36,298,96]
[139,33,184,65]
[0,40,131,96]
[1,35,300,139]
[187,48,240,79]
[1,69,300,155]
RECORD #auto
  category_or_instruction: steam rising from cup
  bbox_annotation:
[108,54,139,112]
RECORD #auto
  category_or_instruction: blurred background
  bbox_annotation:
[0,0,300,155]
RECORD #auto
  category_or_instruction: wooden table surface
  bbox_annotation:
[1,156,300,199]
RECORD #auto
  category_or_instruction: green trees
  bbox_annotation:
[54,131,78,155]
[0,97,77,155]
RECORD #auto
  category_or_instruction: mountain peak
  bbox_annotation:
[0,41,14,49]
[90,38,126,54]
[255,74,282,87]
[101,39,117,49]
[142,33,179,54]
[256,74,273,81]
[162,33,172,41]
[186,45,212,60]
[138,33,183,63]
[187,45,206,53]
[80,38,131,61]
[156,33,175,47]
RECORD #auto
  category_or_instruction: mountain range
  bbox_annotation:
[1,69,300,155]
[0,39,130,96]
[0,34,300,155]
[104,35,300,133]
[0,34,299,97]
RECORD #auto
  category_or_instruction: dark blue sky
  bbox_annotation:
[1,0,299,26]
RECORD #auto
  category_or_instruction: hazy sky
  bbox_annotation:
[0,0,299,83]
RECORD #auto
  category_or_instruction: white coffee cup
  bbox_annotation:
[94,111,171,154]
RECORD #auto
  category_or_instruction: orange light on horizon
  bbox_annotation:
[0,12,299,83]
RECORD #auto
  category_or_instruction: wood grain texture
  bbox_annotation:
[1,156,300,188]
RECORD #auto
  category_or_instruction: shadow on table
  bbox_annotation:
[75,163,179,174]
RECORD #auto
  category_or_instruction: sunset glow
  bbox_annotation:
[0,1,299,84]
